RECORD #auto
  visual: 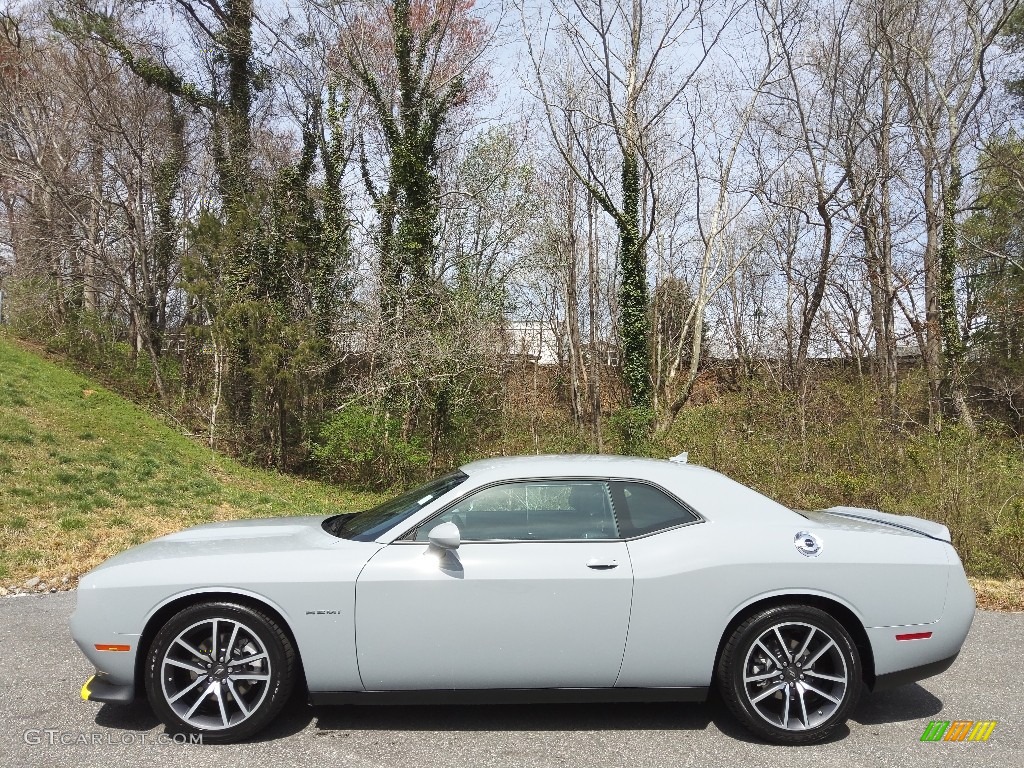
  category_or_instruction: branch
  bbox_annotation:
[53,6,217,110]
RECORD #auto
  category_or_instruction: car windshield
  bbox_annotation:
[323,471,469,541]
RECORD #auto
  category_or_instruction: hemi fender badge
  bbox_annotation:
[895,632,933,641]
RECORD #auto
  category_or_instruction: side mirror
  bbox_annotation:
[427,521,461,550]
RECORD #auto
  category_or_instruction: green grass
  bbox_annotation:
[0,335,379,587]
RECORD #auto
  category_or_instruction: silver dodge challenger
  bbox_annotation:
[71,454,975,745]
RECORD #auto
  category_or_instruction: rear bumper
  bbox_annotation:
[81,674,135,704]
[870,652,959,692]
[866,543,974,690]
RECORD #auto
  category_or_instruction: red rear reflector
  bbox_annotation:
[94,644,131,652]
[895,632,933,641]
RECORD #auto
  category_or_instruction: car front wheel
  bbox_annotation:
[717,604,861,744]
[145,601,296,743]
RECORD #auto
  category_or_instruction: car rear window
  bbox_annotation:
[609,481,700,537]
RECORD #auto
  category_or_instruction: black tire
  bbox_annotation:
[145,601,296,743]
[716,605,862,745]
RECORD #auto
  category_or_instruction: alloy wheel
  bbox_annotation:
[741,620,849,731]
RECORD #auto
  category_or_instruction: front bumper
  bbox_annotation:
[81,674,135,704]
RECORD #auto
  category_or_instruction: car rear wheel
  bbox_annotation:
[145,601,296,743]
[717,605,861,744]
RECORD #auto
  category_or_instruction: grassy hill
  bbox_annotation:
[0,335,378,590]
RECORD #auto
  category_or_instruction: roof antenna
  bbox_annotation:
[669,452,689,464]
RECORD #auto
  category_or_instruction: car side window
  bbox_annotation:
[609,481,700,537]
[412,481,619,541]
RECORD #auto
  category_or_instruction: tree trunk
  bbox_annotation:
[587,188,602,451]
[83,140,102,314]
[923,160,944,430]
[792,201,835,399]
[220,0,254,211]
[618,145,650,409]
[869,68,898,421]
[939,151,976,434]
[617,1,650,411]
[564,160,584,426]
[660,295,707,428]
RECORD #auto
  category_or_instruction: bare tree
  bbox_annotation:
[521,0,735,410]
[754,0,860,438]
[0,11,187,398]
[878,0,1018,433]
[658,9,785,423]
[829,0,908,419]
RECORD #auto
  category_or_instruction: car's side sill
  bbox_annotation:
[309,687,708,706]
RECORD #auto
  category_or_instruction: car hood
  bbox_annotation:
[85,515,355,572]
[803,506,951,543]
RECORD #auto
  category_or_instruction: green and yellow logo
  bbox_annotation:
[920,720,997,742]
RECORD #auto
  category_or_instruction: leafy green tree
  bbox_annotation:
[962,138,1024,389]
[56,2,356,463]
[185,121,353,467]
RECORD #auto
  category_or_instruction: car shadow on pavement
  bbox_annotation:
[88,683,943,744]
[852,684,944,725]
[88,696,718,743]
[94,702,162,732]
[299,696,857,746]
[92,696,313,742]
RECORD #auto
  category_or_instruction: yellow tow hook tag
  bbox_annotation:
[81,675,95,701]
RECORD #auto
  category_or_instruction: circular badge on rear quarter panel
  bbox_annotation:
[794,531,822,557]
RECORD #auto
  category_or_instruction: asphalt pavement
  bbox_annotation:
[1,592,1020,768]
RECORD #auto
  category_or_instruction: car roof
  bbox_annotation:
[459,454,707,480]
[457,454,799,524]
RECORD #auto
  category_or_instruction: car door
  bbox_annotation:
[354,479,634,690]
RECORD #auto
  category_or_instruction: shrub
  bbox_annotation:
[608,406,656,456]
[991,499,1024,579]
[312,404,429,489]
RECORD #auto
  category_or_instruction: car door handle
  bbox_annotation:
[586,559,619,570]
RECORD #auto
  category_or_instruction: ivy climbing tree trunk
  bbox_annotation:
[618,149,650,408]
[150,98,186,354]
[940,151,976,434]
[334,0,490,462]
[343,0,478,319]
[219,0,254,215]
[617,2,650,409]
[63,2,254,219]
[521,0,727,413]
